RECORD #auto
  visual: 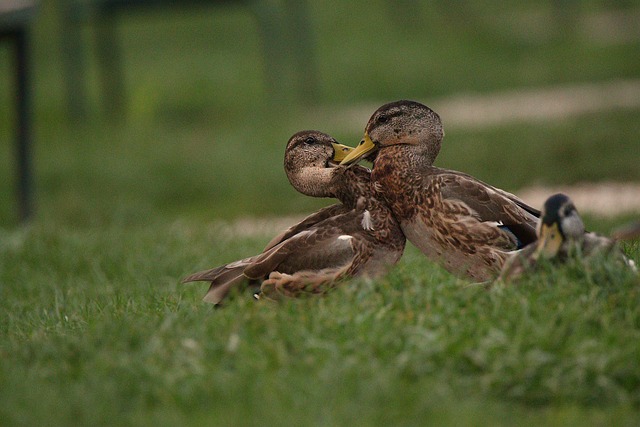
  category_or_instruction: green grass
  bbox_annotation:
[2,1,640,424]
[1,223,640,426]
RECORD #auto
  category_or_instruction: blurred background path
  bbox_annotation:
[313,79,640,132]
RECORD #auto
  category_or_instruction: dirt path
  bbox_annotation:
[518,182,640,218]
[309,79,640,132]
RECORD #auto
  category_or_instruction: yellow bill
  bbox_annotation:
[534,222,564,259]
[339,133,377,165]
[331,143,355,162]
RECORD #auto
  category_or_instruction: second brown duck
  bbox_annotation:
[183,130,405,303]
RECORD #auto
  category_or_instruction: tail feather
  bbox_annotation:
[202,270,248,304]
[182,267,225,283]
[182,257,257,305]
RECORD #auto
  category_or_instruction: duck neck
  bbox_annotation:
[287,167,337,199]
[375,144,434,178]
[332,166,371,209]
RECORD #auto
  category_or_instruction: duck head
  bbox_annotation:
[340,100,444,167]
[535,193,585,258]
[285,130,354,198]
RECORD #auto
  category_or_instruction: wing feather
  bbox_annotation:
[263,204,348,251]
[244,217,358,279]
[433,169,539,245]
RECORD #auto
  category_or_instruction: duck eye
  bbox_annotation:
[304,136,316,145]
[377,115,388,124]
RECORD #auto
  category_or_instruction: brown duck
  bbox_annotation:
[341,100,540,282]
[183,130,405,303]
[499,193,638,281]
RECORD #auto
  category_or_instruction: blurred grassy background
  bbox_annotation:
[1,0,639,227]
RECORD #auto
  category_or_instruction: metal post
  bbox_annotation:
[96,5,126,121]
[60,0,89,121]
[14,28,33,222]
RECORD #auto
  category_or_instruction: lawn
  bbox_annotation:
[2,0,640,425]
[1,224,639,426]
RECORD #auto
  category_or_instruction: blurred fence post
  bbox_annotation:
[95,2,127,121]
[284,0,318,104]
[1,2,36,223]
[60,0,90,122]
[250,0,289,106]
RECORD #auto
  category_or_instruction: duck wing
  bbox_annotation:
[263,203,349,251]
[245,213,360,281]
[434,169,539,246]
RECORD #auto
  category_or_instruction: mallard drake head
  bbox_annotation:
[285,130,354,198]
[340,100,444,166]
[535,193,585,258]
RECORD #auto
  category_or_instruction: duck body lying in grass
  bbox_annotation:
[499,193,638,282]
[183,131,405,304]
[341,100,540,282]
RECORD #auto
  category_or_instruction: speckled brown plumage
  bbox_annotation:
[341,100,540,282]
[183,130,405,304]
